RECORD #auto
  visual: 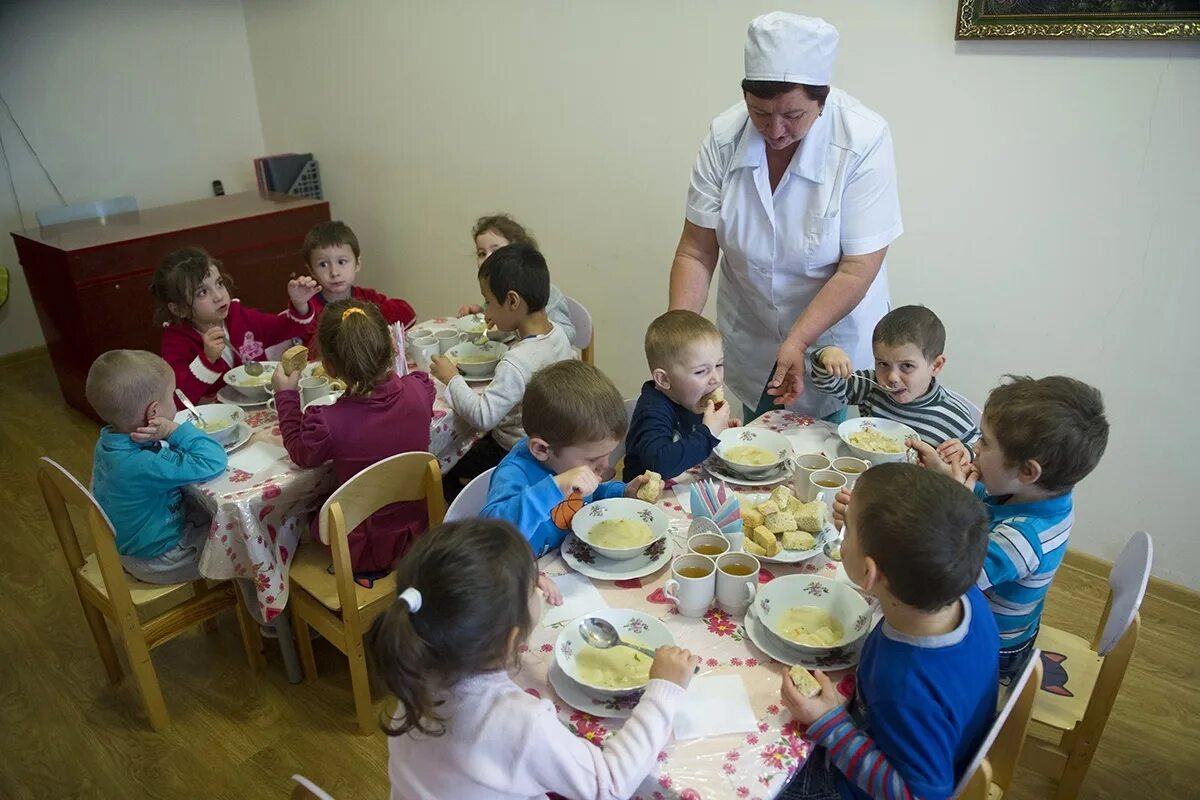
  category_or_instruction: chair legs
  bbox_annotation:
[79,597,124,685]
[347,635,375,735]
[233,594,266,675]
[292,605,318,683]
[113,612,170,731]
[1054,732,1096,800]
[195,580,219,634]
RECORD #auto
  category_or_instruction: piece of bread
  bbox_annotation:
[751,526,776,553]
[782,529,816,551]
[281,345,309,376]
[637,471,663,503]
[765,510,798,534]
[741,507,765,532]
[701,386,725,409]
[757,500,781,516]
[793,501,828,534]
[789,666,822,698]
[786,496,803,515]
[769,485,794,507]
[743,539,767,557]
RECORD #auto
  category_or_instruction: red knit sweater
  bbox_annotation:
[304,285,416,349]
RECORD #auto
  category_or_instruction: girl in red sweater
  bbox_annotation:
[151,247,319,407]
[272,299,436,576]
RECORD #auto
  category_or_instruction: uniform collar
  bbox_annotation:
[731,102,831,185]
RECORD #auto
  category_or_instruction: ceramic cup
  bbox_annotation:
[409,336,439,371]
[832,456,870,488]
[299,376,330,408]
[715,552,760,615]
[688,532,729,559]
[800,469,847,522]
[793,453,833,489]
[434,329,463,354]
[662,554,716,618]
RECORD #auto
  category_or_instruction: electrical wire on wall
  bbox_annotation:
[0,90,68,230]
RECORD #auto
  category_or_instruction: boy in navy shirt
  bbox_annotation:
[781,464,999,800]
[623,310,736,481]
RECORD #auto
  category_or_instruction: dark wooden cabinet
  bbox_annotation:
[11,192,330,421]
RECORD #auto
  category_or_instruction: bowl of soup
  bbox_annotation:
[837,418,917,464]
[223,362,277,401]
[172,403,243,445]
[443,341,509,378]
[571,498,669,561]
[455,313,510,342]
[712,427,793,480]
[554,608,676,700]
[753,574,872,657]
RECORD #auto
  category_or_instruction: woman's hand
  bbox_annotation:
[767,335,808,406]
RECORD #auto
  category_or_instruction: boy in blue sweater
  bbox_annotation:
[781,464,999,800]
[482,360,648,566]
[909,375,1108,681]
[622,310,735,482]
[86,350,227,584]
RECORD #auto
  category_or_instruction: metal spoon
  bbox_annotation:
[243,361,265,376]
[174,389,206,427]
[578,617,700,672]
[859,375,898,393]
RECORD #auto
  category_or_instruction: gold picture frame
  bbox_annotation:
[956,0,1200,40]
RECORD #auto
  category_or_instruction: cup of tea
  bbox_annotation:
[299,376,331,408]
[832,456,870,488]
[715,552,760,615]
[800,469,847,521]
[409,336,439,371]
[434,329,464,354]
[663,554,716,617]
[688,532,729,559]
[792,453,832,493]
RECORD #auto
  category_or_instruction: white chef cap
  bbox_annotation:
[744,12,838,86]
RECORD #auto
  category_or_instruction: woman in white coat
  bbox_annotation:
[668,13,902,422]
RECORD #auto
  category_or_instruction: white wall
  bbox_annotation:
[267,1,1197,588]
[0,0,265,355]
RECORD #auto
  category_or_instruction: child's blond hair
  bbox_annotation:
[85,350,173,430]
[644,310,721,371]
[523,361,626,449]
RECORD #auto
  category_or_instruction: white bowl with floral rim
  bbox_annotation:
[753,574,872,658]
[223,361,277,401]
[837,417,918,464]
[570,498,669,562]
[712,426,794,480]
[554,609,676,700]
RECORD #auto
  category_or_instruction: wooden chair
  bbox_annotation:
[289,774,335,799]
[563,295,594,364]
[37,457,264,731]
[608,397,640,474]
[288,451,446,734]
[954,651,1043,799]
[445,467,495,522]
[1020,531,1153,799]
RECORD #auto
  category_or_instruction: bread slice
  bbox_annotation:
[742,539,767,557]
[281,345,309,376]
[764,511,798,534]
[701,386,725,409]
[793,501,828,534]
[789,666,822,698]
[786,496,803,515]
[751,526,776,553]
[741,507,765,532]
[769,485,794,507]
[782,529,816,551]
[757,500,781,516]
[637,471,663,503]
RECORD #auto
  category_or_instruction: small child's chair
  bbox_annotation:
[947,388,983,426]
[289,774,335,800]
[37,457,264,731]
[563,295,594,364]
[287,451,446,734]
[445,467,495,522]
[608,397,640,475]
[954,651,1043,799]
[1021,531,1153,799]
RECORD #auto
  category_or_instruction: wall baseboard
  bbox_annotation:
[0,344,48,368]
[1062,548,1199,614]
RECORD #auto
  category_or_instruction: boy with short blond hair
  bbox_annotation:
[302,220,416,332]
[623,310,734,481]
[911,374,1109,680]
[482,360,648,559]
[85,350,227,584]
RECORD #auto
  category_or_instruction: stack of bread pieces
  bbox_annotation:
[740,484,828,558]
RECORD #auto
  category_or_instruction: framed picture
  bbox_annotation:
[956,0,1200,39]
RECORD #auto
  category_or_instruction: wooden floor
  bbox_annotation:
[2,351,1197,799]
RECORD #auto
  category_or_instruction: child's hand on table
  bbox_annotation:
[937,438,971,468]
[703,398,731,436]
[537,573,564,606]
[781,668,842,725]
[818,346,853,379]
[271,362,301,393]
[908,438,977,489]
[623,474,649,499]
[287,275,321,314]
[649,646,701,689]
[458,303,483,317]
[202,325,226,363]
[555,467,600,498]
[429,355,459,385]
[132,414,179,444]
[832,488,852,529]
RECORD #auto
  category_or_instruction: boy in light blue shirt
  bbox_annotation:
[86,350,227,584]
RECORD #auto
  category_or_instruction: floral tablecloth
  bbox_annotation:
[515,411,861,800]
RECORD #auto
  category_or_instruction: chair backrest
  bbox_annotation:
[608,397,640,469]
[36,195,138,228]
[562,295,593,352]
[317,451,445,545]
[289,775,335,800]
[953,651,1043,799]
[947,388,983,426]
[445,467,495,522]
[1098,531,1153,656]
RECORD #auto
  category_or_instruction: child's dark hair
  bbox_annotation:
[367,519,537,737]
[472,213,538,250]
[477,243,550,313]
[984,375,1108,495]
[872,305,946,362]
[318,299,392,396]
[149,246,233,325]
[852,464,988,612]
[523,360,627,448]
[303,220,360,264]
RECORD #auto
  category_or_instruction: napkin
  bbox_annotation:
[673,675,759,740]
[540,572,608,628]
[390,322,408,377]
[230,442,289,476]
[688,480,742,535]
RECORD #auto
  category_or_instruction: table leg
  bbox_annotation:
[271,605,304,684]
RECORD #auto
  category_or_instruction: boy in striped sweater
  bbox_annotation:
[910,375,1109,682]
[780,464,999,800]
[811,305,979,466]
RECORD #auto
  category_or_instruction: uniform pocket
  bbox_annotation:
[801,213,842,278]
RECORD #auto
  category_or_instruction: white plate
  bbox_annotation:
[223,423,253,453]
[461,373,494,384]
[742,607,862,671]
[560,533,673,582]
[547,663,637,719]
[736,491,837,564]
[703,459,793,487]
[216,386,270,408]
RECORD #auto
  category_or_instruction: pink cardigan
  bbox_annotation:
[388,671,684,800]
